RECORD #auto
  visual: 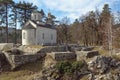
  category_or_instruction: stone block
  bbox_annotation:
[47,52,76,61]
[0,43,14,51]
[86,51,99,58]
[76,51,99,61]
[4,52,43,69]
[81,47,94,51]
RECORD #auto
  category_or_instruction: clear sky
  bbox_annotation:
[14,0,120,22]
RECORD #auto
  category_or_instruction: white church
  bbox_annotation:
[22,11,57,45]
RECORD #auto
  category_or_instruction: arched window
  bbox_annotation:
[23,32,25,39]
[35,15,36,20]
[42,33,44,39]
[51,34,53,40]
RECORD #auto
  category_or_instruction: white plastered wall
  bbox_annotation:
[22,29,36,45]
[36,27,57,45]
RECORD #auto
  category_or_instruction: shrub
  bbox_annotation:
[72,61,84,71]
[56,61,72,74]
[56,60,84,74]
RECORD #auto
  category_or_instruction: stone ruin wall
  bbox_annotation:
[3,46,68,69]
[19,45,67,53]
[47,52,76,61]
[4,52,43,69]
[2,45,99,69]
[76,51,99,61]
[38,46,67,53]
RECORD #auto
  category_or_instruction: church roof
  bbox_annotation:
[22,23,36,29]
[32,10,41,13]
[22,20,55,30]
[31,20,54,29]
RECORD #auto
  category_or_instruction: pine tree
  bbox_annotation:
[16,1,37,26]
[9,3,18,44]
[0,0,14,43]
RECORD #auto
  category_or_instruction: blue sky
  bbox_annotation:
[14,0,120,22]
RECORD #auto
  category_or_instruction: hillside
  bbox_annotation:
[0,48,120,80]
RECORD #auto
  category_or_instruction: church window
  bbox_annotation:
[23,32,25,39]
[42,33,44,39]
[51,34,53,40]
[35,15,36,19]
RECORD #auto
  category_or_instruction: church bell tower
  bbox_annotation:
[31,10,42,21]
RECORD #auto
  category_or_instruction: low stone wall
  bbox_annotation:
[0,52,5,68]
[76,51,99,61]
[4,52,43,69]
[2,45,67,69]
[0,43,14,51]
[38,46,67,54]
[47,52,76,61]
[18,45,43,53]
[18,45,67,54]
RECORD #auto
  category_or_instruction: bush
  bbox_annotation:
[56,60,84,74]
[56,61,72,74]
[72,61,84,71]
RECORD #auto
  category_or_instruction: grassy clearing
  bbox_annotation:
[0,59,43,80]
[93,46,109,56]
[112,54,120,61]
[94,46,120,61]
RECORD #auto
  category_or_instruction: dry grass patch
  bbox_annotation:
[93,46,109,56]
[112,54,120,61]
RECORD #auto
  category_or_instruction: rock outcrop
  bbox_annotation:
[88,56,120,74]
[31,61,89,80]
[30,56,120,80]
[87,56,120,80]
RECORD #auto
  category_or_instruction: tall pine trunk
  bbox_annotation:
[14,18,17,44]
[5,4,8,43]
